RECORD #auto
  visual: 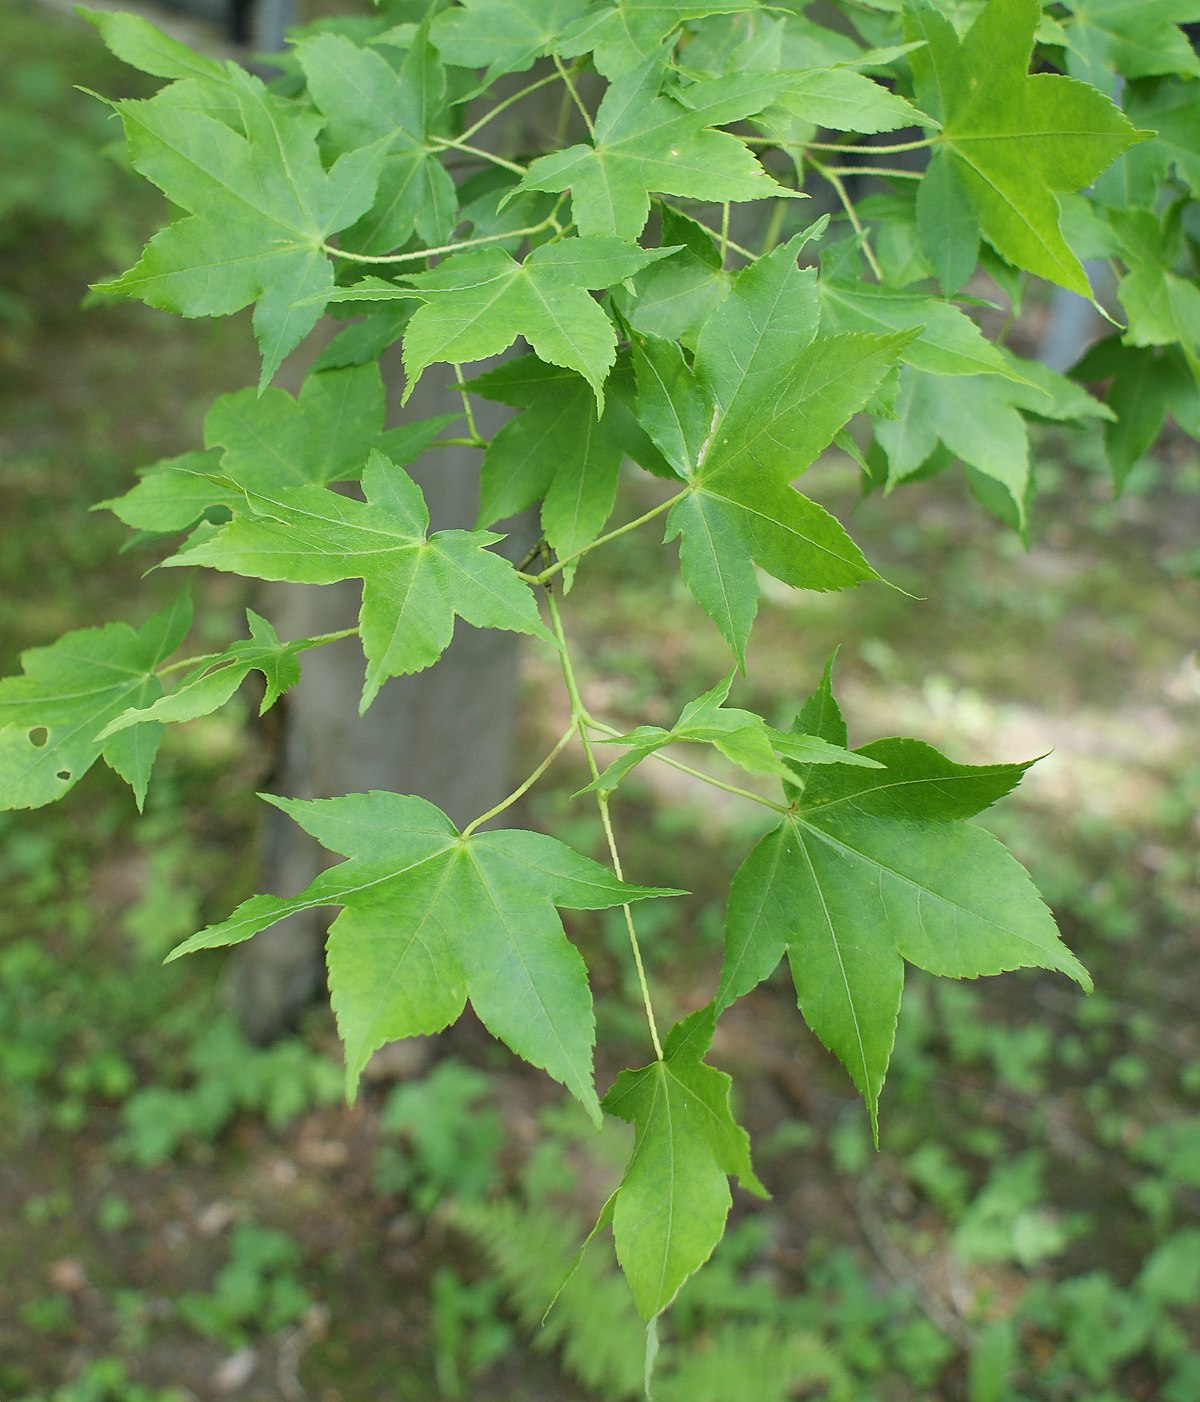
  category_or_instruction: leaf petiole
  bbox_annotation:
[807,156,884,281]
[532,491,687,584]
[461,721,577,838]
[548,591,664,1061]
[154,626,359,677]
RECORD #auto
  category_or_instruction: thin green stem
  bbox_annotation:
[458,70,563,143]
[461,721,577,839]
[757,198,788,257]
[547,592,663,1062]
[430,134,527,175]
[808,156,884,281]
[806,137,935,155]
[553,53,596,140]
[155,626,360,677]
[821,165,922,180]
[453,364,480,442]
[588,719,791,814]
[321,217,556,266]
[431,435,488,449]
[662,205,757,262]
[719,202,730,266]
[533,492,686,584]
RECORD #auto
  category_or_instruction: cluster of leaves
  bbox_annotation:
[3,0,1198,1338]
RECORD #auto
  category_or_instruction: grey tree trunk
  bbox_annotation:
[228,369,535,1042]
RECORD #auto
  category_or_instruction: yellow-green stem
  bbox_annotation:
[547,591,664,1061]
[808,156,884,281]
[533,492,686,584]
[156,626,359,677]
[461,721,576,838]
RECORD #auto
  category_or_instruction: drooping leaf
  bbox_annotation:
[162,451,552,709]
[97,66,386,386]
[100,363,401,533]
[905,0,1148,296]
[602,1005,766,1318]
[1060,0,1200,87]
[431,0,591,80]
[99,609,322,736]
[470,355,656,581]
[519,53,795,240]
[329,237,675,411]
[0,591,192,811]
[716,666,1090,1140]
[170,790,682,1112]
[295,28,457,255]
[559,0,764,77]
[648,236,910,660]
[590,671,883,794]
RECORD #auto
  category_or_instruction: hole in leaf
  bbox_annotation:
[29,727,48,748]
[56,770,71,781]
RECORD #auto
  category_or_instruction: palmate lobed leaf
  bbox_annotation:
[520,51,796,240]
[0,591,192,812]
[162,451,552,710]
[328,237,676,413]
[602,1005,765,1318]
[639,234,912,661]
[716,664,1090,1142]
[99,610,320,737]
[94,63,386,387]
[169,790,683,1116]
[906,0,1150,299]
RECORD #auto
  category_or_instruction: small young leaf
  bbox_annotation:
[603,1005,766,1319]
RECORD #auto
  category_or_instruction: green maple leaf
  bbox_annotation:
[589,671,883,795]
[83,7,227,83]
[431,0,591,80]
[715,664,1091,1140]
[169,790,682,1112]
[906,0,1148,296]
[1061,0,1200,86]
[636,234,909,663]
[559,0,764,77]
[99,610,323,737]
[613,205,730,346]
[470,355,660,583]
[1124,78,1200,198]
[0,592,192,812]
[519,53,794,240]
[875,368,1030,518]
[101,363,394,533]
[97,66,385,387]
[295,29,457,256]
[602,1005,765,1319]
[330,237,675,411]
[1073,335,1200,489]
[817,277,1026,381]
[1111,207,1200,376]
[163,451,552,710]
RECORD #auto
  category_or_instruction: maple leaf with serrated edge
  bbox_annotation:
[95,65,385,387]
[587,671,883,795]
[905,0,1149,297]
[715,659,1091,1142]
[559,0,763,77]
[82,8,227,83]
[431,0,591,81]
[519,52,795,240]
[327,237,676,413]
[602,1005,765,1319]
[469,354,662,584]
[168,790,683,1112]
[0,591,192,812]
[99,610,323,737]
[162,451,552,710]
[633,232,909,663]
[100,363,456,535]
[295,27,457,256]
[1061,0,1200,87]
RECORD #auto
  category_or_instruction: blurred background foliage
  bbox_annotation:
[1,0,1199,1398]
